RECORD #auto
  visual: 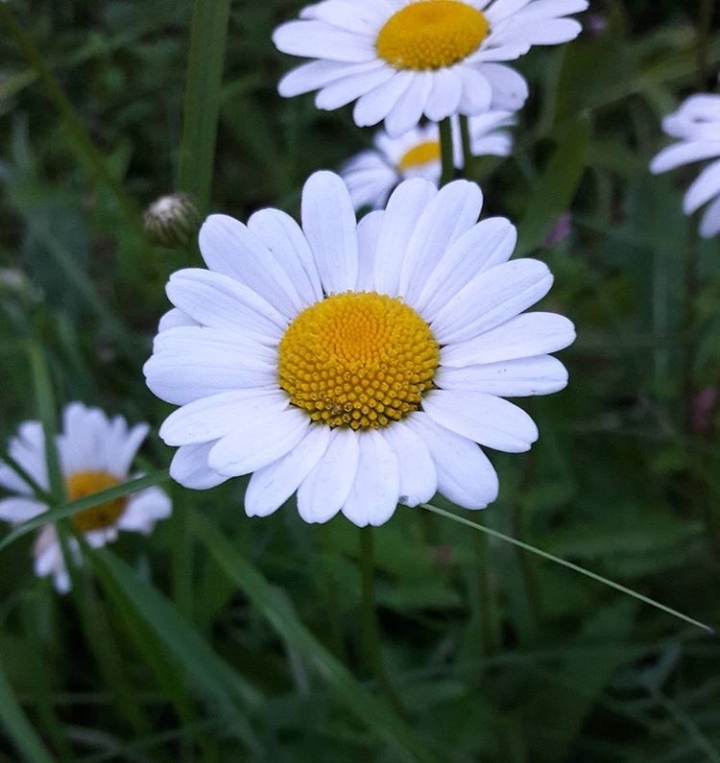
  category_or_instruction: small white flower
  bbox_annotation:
[273,0,588,136]
[650,93,720,238]
[341,111,515,209]
[0,403,171,593]
[145,171,575,527]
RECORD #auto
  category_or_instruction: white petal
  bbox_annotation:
[400,180,484,305]
[170,442,230,489]
[199,215,305,316]
[273,21,376,62]
[245,425,332,517]
[414,217,516,318]
[380,421,437,506]
[279,59,378,97]
[341,430,400,527]
[494,18,583,46]
[423,390,538,452]
[301,171,359,294]
[384,71,434,137]
[160,389,289,446]
[296,428,359,523]
[356,209,385,289]
[0,497,47,522]
[457,66,493,113]
[158,308,198,332]
[650,141,720,174]
[431,259,553,344]
[166,269,287,343]
[481,63,529,111]
[424,68,463,122]
[436,355,569,396]
[442,312,576,366]
[699,193,720,237]
[353,70,415,128]
[316,65,396,110]
[406,413,498,509]
[373,178,438,295]
[119,487,171,532]
[683,158,720,214]
[208,407,311,477]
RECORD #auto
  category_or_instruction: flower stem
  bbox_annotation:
[438,117,455,186]
[359,527,405,715]
[458,114,473,178]
[696,0,715,92]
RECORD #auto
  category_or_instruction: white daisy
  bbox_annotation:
[144,171,575,527]
[650,93,720,238]
[341,111,515,209]
[273,0,588,137]
[0,403,171,593]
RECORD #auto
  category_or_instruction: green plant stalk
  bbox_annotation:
[696,0,716,92]
[421,503,714,634]
[438,117,455,186]
[0,654,57,763]
[178,0,232,214]
[458,114,473,177]
[0,5,145,238]
[473,531,497,659]
[360,527,405,717]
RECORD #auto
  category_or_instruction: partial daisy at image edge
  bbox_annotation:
[650,92,720,238]
[0,403,171,593]
[272,0,589,136]
[144,169,576,528]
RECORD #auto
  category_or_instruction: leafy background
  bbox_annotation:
[1,0,720,761]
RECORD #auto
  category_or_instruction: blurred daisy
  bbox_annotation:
[273,0,588,136]
[0,403,171,593]
[145,171,575,527]
[650,94,720,238]
[341,111,515,209]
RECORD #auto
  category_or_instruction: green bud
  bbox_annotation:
[143,193,200,248]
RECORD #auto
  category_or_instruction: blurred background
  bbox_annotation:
[1,0,720,761]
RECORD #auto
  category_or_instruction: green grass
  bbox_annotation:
[1,1,720,762]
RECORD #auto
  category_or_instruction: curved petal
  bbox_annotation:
[423,390,538,453]
[406,413,498,509]
[380,420,437,506]
[245,424,332,517]
[301,171,359,294]
[0,496,47,522]
[341,430,400,526]
[170,442,230,489]
[296,428,359,523]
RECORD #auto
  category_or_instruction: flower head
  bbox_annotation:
[650,93,720,238]
[273,0,588,136]
[145,171,575,527]
[0,403,171,592]
[341,111,515,209]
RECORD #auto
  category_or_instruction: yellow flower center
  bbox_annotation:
[376,0,489,71]
[278,292,439,430]
[397,140,441,172]
[67,471,126,532]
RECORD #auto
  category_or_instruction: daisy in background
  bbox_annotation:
[650,93,720,238]
[0,403,171,593]
[273,0,588,137]
[341,110,515,210]
[144,171,575,527]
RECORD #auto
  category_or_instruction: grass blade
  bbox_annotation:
[178,0,231,213]
[192,512,446,763]
[422,503,714,634]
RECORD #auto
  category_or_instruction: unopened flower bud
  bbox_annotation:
[143,193,200,249]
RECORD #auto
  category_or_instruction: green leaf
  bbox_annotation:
[0,471,170,551]
[0,654,57,763]
[192,512,446,763]
[178,0,231,213]
[516,115,592,256]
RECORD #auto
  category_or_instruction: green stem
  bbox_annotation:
[421,503,714,634]
[438,117,455,186]
[359,527,405,715]
[473,532,496,658]
[458,115,473,178]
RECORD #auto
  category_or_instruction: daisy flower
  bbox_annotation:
[341,110,515,209]
[273,0,588,136]
[650,93,720,238]
[0,403,171,593]
[144,171,575,527]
